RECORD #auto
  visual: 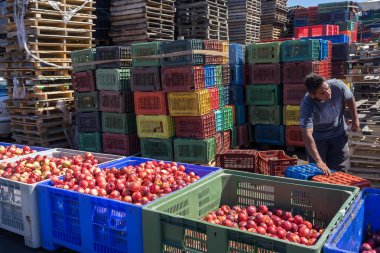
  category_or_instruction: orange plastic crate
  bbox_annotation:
[312,172,371,189]
[257,150,298,176]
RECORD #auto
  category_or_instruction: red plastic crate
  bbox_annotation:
[282,61,325,84]
[249,63,281,85]
[309,25,339,37]
[204,40,224,64]
[294,26,309,38]
[351,30,357,43]
[294,8,308,18]
[102,133,140,155]
[214,132,223,154]
[325,60,332,79]
[257,150,298,176]
[131,67,161,91]
[285,126,305,147]
[99,91,134,113]
[312,172,371,189]
[216,149,257,173]
[283,84,307,105]
[175,113,216,139]
[72,71,96,92]
[222,130,231,150]
[134,91,168,115]
[161,66,205,92]
[235,124,249,147]
[208,87,219,110]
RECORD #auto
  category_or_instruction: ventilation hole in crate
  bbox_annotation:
[52,214,65,232]
[93,225,109,242]
[229,241,255,253]
[110,229,128,248]
[66,216,80,235]
[184,229,207,252]
[165,199,189,215]
[291,190,312,208]
[163,245,182,253]
[65,198,80,217]
[109,209,127,230]
[92,205,108,226]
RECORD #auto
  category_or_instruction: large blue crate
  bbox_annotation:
[230,64,243,86]
[311,35,350,44]
[254,125,285,146]
[38,157,221,253]
[229,85,244,105]
[319,40,329,60]
[324,188,380,253]
[0,142,48,152]
[204,65,215,88]
[235,105,247,125]
[285,163,336,180]
[229,44,243,65]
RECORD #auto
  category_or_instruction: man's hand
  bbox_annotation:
[316,160,331,175]
[351,119,360,132]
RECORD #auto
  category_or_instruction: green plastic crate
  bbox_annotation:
[218,86,227,107]
[131,42,160,67]
[140,138,174,161]
[142,170,359,253]
[246,42,281,64]
[248,105,282,125]
[101,112,136,134]
[78,132,102,152]
[220,107,233,131]
[214,65,222,86]
[281,39,320,62]
[71,48,96,72]
[75,91,98,112]
[174,137,215,164]
[335,21,356,31]
[96,68,131,91]
[246,84,282,105]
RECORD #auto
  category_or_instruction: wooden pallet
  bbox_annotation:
[14,134,70,148]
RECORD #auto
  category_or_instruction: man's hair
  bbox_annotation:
[304,74,326,94]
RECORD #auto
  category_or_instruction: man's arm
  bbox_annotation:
[301,128,331,175]
[345,97,360,132]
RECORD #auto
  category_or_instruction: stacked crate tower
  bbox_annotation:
[175,0,228,40]
[0,0,95,148]
[259,0,287,41]
[228,43,249,148]
[132,39,231,164]
[0,0,6,61]
[94,0,112,46]
[360,9,380,43]
[227,0,261,44]
[109,0,176,45]
[73,46,139,155]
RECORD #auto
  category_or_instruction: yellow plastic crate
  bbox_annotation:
[136,115,175,139]
[222,41,229,64]
[283,105,300,126]
[168,90,211,116]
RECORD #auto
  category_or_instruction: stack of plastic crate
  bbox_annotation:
[159,39,231,164]
[96,46,139,156]
[228,44,248,148]
[246,42,284,146]
[131,42,170,160]
[73,48,102,152]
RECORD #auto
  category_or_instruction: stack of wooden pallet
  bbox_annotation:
[0,0,95,148]
[346,43,380,187]
[0,0,6,61]
[260,0,287,41]
[175,0,228,40]
[227,0,260,44]
[109,0,175,45]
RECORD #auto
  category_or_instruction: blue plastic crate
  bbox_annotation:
[38,157,221,253]
[311,35,350,44]
[229,85,244,105]
[214,110,223,132]
[285,163,336,180]
[324,188,380,253]
[235,105,247,125]
[230,64,243,86]
[204,65,215,88]
[254,125,285,146]
[319,40,329,60]
[0,142,48,152]
[229,44,243,65]
[294,18,308,27]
